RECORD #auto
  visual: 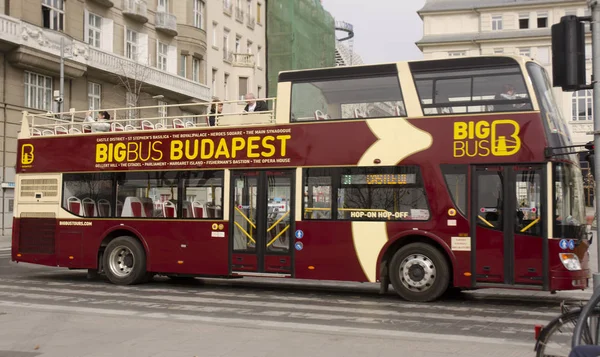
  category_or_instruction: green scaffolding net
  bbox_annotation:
[267,0,336,99]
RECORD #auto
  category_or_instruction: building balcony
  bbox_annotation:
[89,0,114,7]
[123,0,148,24]
[232,53,254,68]
[246,14,255,29]
[223,0,233,16]
[0,14,211,103]
[235,7,244,23]
[155,12,177,36]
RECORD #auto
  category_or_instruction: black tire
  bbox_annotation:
[388,242,450,302]
[103,236,148,285]
[535,307,600,357]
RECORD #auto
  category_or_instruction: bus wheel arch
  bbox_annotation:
[380,234,455,302]
[97,229,152,285]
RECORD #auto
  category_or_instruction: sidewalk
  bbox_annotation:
[0,234,9,250]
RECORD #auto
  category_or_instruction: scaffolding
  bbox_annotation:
[267,0,336,98]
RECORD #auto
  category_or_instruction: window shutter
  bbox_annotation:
[100,18,114,52]
[83,8,89,44]
[138,33,149,65]
[167,45,177,74]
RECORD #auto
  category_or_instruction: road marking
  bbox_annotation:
[0,284,549,325]
[0,300,532,347]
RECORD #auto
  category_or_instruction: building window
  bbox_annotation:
[192,58,201,82]
[572,90,593,121]
[247,40,253,54]
[223,30,230,61]
[212,68,218,97]
[235,36,241,53]
[157,42,168,71]
[519,47,531,57]
[491,15,503,31]
[494,48,504,54]
[88,82,101,111]
[42,0,64,31]
[519,13,529,29]
[537,12,548,28]
[87,13,102,48]
[224,73,229,100]
[257,85,262,98]
[239,77,248,98]
[257,45,261,67]
[180,54,187,77]
[256,2,261,24]
[126,29,138,61]
[24,72,52,111]
[194,0,204,29]
[448,51,466,57]
[212,22,218,47]
[158,0,168,11]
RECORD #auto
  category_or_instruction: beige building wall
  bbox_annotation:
[0,0,216,235]
[205,0,267,111]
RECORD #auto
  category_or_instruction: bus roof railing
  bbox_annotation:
[18,97,277,139]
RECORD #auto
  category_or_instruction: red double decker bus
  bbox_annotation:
[12,55,590,302]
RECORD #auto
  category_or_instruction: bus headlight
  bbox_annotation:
[559,253,581,271]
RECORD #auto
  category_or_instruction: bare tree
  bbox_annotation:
[111,52,153,123]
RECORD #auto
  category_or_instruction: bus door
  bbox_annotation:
[471,165,546,288]
[230,170,295,275]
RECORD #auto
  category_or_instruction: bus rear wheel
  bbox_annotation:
[103,236,148,285]
[389,242,450,302]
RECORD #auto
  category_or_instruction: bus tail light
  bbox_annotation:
[559,253,581,271]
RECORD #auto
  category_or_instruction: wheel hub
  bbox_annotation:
[400,254,437,292]
[108,245,135,278]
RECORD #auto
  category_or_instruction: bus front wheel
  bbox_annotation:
[103,236,148,285]
[389,242,450,302]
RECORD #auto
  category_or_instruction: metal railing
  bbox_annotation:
[19,97,277,138]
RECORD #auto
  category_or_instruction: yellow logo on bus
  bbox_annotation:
[21,144,34,165]
[453,119,521,157]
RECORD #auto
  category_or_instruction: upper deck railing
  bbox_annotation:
[19,98,277,139]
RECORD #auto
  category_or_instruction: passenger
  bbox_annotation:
[243,93,268,112]
[84,110,111,132]
[208,100,223,126]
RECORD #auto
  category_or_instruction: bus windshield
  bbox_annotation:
[554,163,586,239]
[527,62,572,149]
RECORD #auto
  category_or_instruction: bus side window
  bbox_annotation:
[303,168,332,220]
[440,164,467,216]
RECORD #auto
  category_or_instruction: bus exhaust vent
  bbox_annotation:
[20,212,56,218]
[19,178,58,198]
[18,218,55,254]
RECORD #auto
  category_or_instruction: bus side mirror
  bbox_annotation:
[586,141,595,179]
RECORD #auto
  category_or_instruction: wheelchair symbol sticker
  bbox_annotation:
[295,230,304,239]
[559,239,568,250]
[568,239,575,250]
[295,242,303,251]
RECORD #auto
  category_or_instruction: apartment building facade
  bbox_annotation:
[416,0,592,146]
[206,0,266,107]
[0,0,222,235]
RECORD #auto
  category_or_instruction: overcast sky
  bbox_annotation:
[320,0,427,64]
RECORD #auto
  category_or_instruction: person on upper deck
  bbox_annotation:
[84,110,111,132]
[243,93,268,112]
[208,99,223,127]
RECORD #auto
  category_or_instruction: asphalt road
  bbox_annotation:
[0,248,588,357]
